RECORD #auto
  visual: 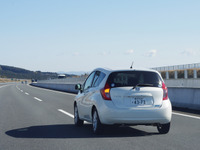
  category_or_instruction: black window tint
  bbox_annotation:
[83,71,95,91]
[92,71,106,87]
[107,71,162,88]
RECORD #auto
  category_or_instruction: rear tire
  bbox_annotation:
[74,104,83,127]
[157,123,170,134]
[92,109,103,134]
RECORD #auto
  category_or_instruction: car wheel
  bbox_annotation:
[157,123,170,134]
[92,109,103,134]
[74,104,83,126]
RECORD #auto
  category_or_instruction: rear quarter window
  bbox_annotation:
[92,71,106,87]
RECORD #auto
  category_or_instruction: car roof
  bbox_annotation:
[93,67,159,75]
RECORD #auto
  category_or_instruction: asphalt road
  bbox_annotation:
[0,83,200,150]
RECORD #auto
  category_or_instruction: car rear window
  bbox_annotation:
[107,71,162,88]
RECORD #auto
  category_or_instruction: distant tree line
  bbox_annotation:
[0,65,64,80]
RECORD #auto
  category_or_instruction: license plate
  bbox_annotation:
[131,97,146,105]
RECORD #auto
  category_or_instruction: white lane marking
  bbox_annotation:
[58,109,90,124]
[57,110,200,121]
[173,112,200,120]
[16,86,20,90]
[34,97,43,102]
[0,85,10,88]
[21,90,23,92]
[25,92,29,95]
[58,109,74,118]
[27,84,76,96]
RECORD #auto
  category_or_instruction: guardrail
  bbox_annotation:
[152,63,200,71]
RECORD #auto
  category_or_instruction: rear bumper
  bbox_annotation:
[98,100,172,125]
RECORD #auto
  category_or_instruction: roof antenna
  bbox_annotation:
[130,61,134,69]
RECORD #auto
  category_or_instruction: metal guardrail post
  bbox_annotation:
[184,70,188,79]
[166,71,169,79]
[194,70,197,79]
[174,71,178,79]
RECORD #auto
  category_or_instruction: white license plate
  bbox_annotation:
[131,97,146,105]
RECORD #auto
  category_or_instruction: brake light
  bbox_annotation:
[162,82,168,100]
[100,83,111,100]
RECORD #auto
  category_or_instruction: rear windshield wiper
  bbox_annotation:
[132,83,154,89]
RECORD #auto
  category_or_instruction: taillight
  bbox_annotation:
[100,83,112,100]
[162,82,168,100]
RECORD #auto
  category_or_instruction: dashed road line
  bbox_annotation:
[0,85,10,88]
[16,86,20,90]
[58,109,74,118]
[25,92,29,95]
[57,109,90,124]
[34,97,43,102]
[20,90,23,92]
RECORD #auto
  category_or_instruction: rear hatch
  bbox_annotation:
[110,86,163,108]
[107,71,163,108]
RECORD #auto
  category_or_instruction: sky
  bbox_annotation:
[0,0,200,73]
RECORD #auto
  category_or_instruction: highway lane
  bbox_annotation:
[0,84,200,150]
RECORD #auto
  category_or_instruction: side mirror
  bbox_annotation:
[75,84,82,92]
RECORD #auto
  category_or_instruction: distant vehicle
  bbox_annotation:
[31,79,37,83]
[74,68,172,134]
[58,74,66,79]
[21,81,24,84]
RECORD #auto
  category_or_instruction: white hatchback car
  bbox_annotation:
[74,68,172,134]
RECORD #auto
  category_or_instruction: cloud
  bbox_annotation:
[99,51,111,56]
[100,51,108,56]
[73,52,80,56]
[145,49,157,57]
[181,49,197,56]
[125,49,134,55]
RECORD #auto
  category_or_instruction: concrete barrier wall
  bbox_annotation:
[168,87,200,110]
[31,82,200,110]
[37,77,86,84]
[31,83,79,94]
[165,79,200,88]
